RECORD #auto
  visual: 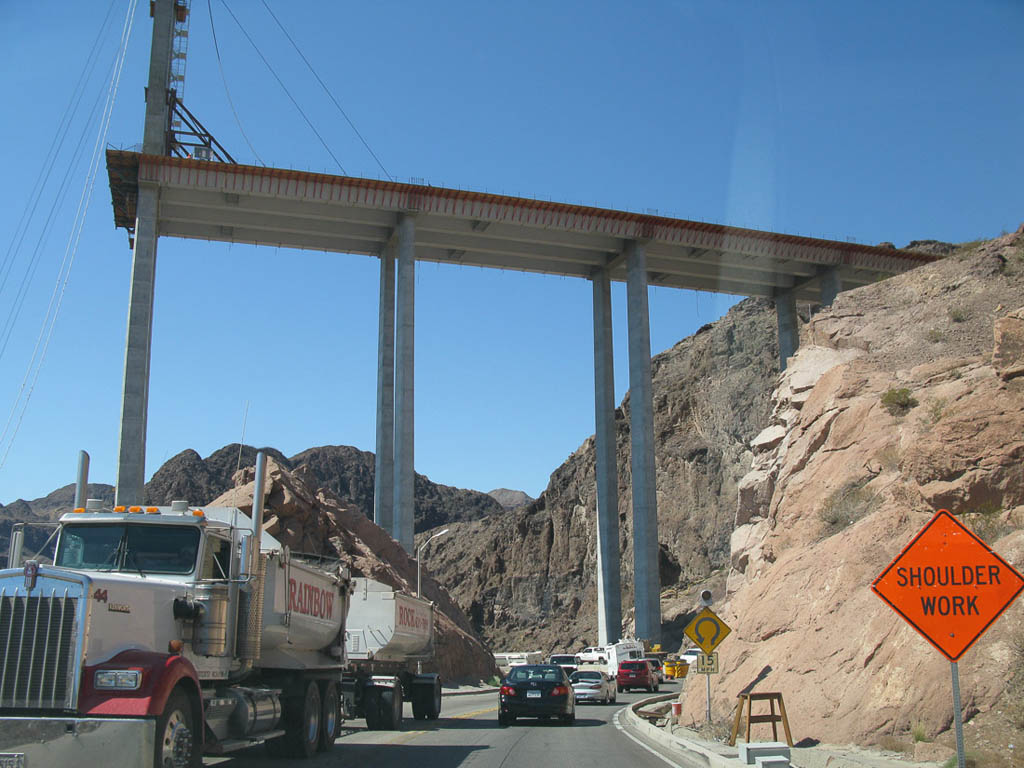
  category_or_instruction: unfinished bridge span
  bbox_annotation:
[106,0,933,647]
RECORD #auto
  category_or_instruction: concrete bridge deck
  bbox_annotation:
[106,150,930,303]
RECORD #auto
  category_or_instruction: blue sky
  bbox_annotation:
[1,1,1022,504]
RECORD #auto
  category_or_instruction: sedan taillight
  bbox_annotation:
[500,685,516,696]
[551,685,569,696]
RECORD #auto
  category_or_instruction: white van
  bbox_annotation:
[604,639,646,677]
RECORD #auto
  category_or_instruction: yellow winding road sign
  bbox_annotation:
[684,607,731,654]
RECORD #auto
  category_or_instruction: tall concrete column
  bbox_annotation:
[819,266,842,307]
[625,240,661,645]
[374,247,396,532]
[393,215,416,552]
[775,287,798,371]
[592,267,622,646]
[115,0,176,506]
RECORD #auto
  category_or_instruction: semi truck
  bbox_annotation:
[0,452,441,767]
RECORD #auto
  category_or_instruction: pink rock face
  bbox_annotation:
[993,308,1024,381]
[682,244,1024,745]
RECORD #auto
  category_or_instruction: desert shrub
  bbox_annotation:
[876,734,912,754]
[911,722,931,743]
[925,398,946,425]
[819,479,879,537]
[875,444,901,471]
[925,328,945,343]
[958,504,1012,545]
[943,752,981,768]
[947,306,969,323]
[881,388,918,416]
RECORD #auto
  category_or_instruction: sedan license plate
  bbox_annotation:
[526,690,541,698]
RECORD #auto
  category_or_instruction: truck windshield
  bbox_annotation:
[55,524,200,575]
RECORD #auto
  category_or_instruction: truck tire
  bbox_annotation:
[425,677,441,720]
[155,688,200,768]
[411,687,427,720]
[380,685,403,730]
[318,680,340,752]
[363,687,382,730]
[268,679,321,758]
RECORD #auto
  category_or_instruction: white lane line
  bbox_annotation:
[613,707,686,768]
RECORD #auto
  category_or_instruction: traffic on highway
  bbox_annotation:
[207,684,685,768]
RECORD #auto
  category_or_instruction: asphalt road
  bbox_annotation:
[206,681,683,768]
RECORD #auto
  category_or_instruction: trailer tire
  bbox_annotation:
[155,688,200,768]
[268,679,320,758]
[363,687,382,730]
[380,685,403,730]
[318,681,340,752]
[411,687,427,720]
[425,677,441,720]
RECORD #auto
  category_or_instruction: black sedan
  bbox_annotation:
[498,664,576,726]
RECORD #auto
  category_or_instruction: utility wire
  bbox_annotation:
[0,0,119,314]
[207,0,264,165]
[0,69,112,364]
[260,0,392,180]
[218,0,348,175]
[0,0,139,471]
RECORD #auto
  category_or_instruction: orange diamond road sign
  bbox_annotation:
[872,509,1024,661]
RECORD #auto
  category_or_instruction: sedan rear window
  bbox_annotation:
[620,661,646,670]
[508,665,561,682]
[571,672,601,681]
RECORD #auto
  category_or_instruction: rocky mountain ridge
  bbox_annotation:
[1,443,505,545]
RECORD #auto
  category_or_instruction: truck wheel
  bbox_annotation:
[425,677,442,720]
[155,688,200,768]
[380,685,403,730]
[269,679,321,758]
[318,681,340,752]
[411,687,427,720]
[363,688,382,730]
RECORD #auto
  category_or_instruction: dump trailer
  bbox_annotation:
[341,577,442,730]
[0,453,353,767]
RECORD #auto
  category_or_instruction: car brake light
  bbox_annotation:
[551,685,568,696]
[500,685,516,696]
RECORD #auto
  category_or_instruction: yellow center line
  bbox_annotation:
[383,704,499,744]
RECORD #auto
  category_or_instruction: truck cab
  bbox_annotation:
[0,488,352,767]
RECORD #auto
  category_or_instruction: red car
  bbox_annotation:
[616,660,659,693]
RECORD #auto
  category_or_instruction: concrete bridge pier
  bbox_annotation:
[115,0,176,506]
[774,287,798,371]
[625,240,661,646]
[374,245,396,532]
[393,214,417,553]
[591,266,622,646]
[819,266,842,307]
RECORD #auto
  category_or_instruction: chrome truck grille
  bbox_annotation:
[0,585,84,710]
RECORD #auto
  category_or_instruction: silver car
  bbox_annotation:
[570,669,616,704]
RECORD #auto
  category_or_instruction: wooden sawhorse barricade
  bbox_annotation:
[729,692,793,747]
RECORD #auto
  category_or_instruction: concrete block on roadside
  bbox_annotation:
[754,757,790,768]
[740,742,791,765]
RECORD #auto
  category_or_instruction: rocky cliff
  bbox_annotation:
[683,229,1024,754]
[426,297,781,652]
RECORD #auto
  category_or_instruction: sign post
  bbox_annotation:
[684,608,731,725]
[872,509,1024,768]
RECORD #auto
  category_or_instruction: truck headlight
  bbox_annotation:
[94,669,142,690]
